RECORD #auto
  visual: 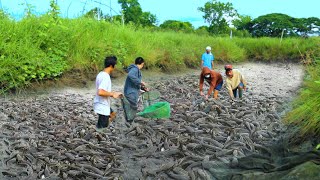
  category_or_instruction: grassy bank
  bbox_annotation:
[284,55,320,137]
[0,14,319,92]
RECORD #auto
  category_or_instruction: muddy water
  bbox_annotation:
[0,62,304,179]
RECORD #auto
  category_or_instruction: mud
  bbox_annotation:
[0,62,309,179]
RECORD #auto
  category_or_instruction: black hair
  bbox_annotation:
[135,57,145,65]
[104,56,117,68]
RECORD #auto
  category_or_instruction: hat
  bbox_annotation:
[206,46,211,51]
[224,64,233,71]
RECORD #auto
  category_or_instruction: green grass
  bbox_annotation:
[284,56,320,136]
[0,14,319,93]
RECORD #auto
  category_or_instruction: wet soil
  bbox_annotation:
[1,62,312,180]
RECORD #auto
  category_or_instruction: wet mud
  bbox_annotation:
[0,63,308,179]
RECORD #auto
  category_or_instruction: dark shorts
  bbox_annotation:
[215,80,223,91]
[96,108,113,129]
[232,82,244,98]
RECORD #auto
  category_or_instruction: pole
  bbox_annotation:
[280,29,285,43]
[121,9,124,26]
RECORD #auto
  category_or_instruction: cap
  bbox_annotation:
[224,64,233,71]
[206,46,211,51]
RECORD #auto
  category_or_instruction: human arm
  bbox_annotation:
[240,73,247,91]
[128,68,141,87]
[226,83,234,99]
[201,54,204,69]
[207,78,216,97]
[211,61,214,70]
[199,74,205,96]
[98,89,122,98]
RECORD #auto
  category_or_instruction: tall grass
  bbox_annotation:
[284,54,320,136]
[0,14,319,92]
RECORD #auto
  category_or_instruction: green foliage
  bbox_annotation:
[285,52,320,136]
[198,0,237,34]
[160,20,194,33]
[232,15,252,31]
[118,0,157,27]
[238,13,320,37]
[0,7,319,93]
[84,7,104,20]
[250,13,297,37]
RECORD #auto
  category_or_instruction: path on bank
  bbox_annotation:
[0,63,306,179]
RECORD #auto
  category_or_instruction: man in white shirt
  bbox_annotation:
[94,56,122,129]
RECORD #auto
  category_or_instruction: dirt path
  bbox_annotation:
[25,62,303,99]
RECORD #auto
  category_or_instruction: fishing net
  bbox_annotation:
[142,91,161,108]
[137,102,170,119]
[121,91,169,121]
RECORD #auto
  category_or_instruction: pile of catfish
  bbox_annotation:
[0,74,292,179]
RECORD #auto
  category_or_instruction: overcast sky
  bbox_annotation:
[1,0,319,28]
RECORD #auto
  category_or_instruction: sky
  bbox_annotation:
[1,0,319,28]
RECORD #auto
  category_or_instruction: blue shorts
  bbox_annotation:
[238,82,244,88]
[215,80,223,91]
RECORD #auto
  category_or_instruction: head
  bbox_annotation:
[204,73,211,80]
[224,64,233,77]
[201,67,212,80]
[104,56,117,72]
[205,46,211,53]
[135,57,145,69]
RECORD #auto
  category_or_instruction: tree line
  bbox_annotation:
[102,0,319,37]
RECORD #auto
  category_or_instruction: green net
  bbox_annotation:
[142,91,161,108]
[137,102,171,119]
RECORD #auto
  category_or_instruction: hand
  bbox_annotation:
[205,95,208,100]
[200,91,204,96]
[141,81,146,86]
[112,92,123,99]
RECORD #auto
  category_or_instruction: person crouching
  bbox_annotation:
[199,67,223,100]
[225,64,247,99]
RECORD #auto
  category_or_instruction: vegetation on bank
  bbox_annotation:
[1,12,319,93]
[285,52,320,137]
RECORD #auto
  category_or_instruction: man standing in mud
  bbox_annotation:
[124,57,148,113]
[94,56,123,129]
[199,67,223,100]
[225,64,247,99]
[201,46,214,70]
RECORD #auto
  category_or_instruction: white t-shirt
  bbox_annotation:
[94,71,111,116]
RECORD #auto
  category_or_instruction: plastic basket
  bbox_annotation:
[137,102,170,119]
[142,91,161,107]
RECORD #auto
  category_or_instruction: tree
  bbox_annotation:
[160,20,194,33]
[84,7,104,19]
[198,0,237,34]
[295,17,320,36]
[232,15,252,31]
[118,0,157,27]
[250,13,297,37]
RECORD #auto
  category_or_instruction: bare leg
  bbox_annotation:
[213,90,219,99]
